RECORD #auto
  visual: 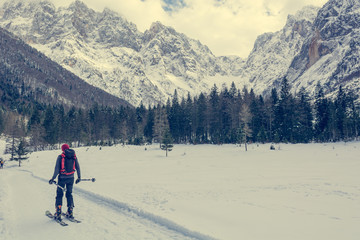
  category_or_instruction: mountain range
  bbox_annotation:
[0,0,359,106]
[0,26,130,109]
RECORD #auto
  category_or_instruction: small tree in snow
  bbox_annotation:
[240,104,252,151]
[15,138,29,167]
[160,128,173,157]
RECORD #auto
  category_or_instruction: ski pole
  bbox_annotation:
[80,178,96,182]
[53,180,66,191]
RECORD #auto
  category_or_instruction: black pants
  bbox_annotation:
[55,177,74,208]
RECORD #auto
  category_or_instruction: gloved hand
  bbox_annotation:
[49,179,54,184]
[75,178,81,184]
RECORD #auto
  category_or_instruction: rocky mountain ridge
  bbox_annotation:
[239,5,319,97]
[1,0,359,106]
[0,0,242,106]
[0,26,131,109]
[286,0,360,99]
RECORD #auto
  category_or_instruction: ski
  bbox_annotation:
[45,210,68,226]
[61,212,81,223]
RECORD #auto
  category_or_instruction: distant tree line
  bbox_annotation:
[1,78,360,151]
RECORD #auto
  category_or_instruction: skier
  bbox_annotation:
[0,158,4,169]
[49,144,81,221]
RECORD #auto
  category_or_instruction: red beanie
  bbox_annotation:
[61,144,70,151]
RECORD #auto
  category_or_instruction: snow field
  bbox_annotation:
[0,141,360,240]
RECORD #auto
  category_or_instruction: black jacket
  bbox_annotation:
[52,152,81,180]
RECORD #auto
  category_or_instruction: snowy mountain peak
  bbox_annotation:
[149,21,167,34]
[240,5,319,95]
[68,0,90,11]
[293,5,319,22]
[315,0,360,39]
[1,0,226,106]
[286,0,360,99]
[1,0,53,19]
[1,0,360,106]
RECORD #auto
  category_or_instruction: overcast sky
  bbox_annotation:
[48,0,328,58]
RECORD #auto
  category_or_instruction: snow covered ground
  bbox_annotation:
[0,140,359,240]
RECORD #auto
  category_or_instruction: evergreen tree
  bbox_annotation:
[240,104,252,151]
[294,87,313,142]
[314,83,331,142]
[161,128,173,157]
[220,87,232,143]
[42,106,57,145]
[134,102,147,144]
[117,107,129,144]
[335,86,347,140]
[144,106,155,143]
[195,93,208,143]
[64,106,77,143]
[153,105,169,146]
[250,94,261,142]
[347,91,360,139]
[15,138,29,167]
[54,105,65,144]
[253,95,268,143]
[180,95,192,143]
[268,88,278,142]
[228,82,241,142]
[209,85,221,143]
[168,90,182,143]
[27,105,42,131]
[276,77,295,142]
[0,110,4,134]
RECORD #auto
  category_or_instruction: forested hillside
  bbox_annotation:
[0,27,130,109]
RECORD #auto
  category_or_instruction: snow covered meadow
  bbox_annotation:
[0,140,359,240]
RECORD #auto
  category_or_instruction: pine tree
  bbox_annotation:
[180,95,192,143]
[153,105,169,146]
[314,83,331,142]
[229,82,241,142]
[346,91,360,139]
[276,77,295,142]
[294,87,313,142]
[335,86,347,140]
[144,106,155,143]
[160,128,173,157]
[43,106,57,145]
[209,84,221,143]
[185,93,195,143]
[240,104,252,151]
[15,138,29,167]
[195,93,208,143]
[252,95,268,143]
[269,88,278,142]
[220,86,232,143]
[0,110,4,134]
[168,90,182,143]
[134,102,147,145]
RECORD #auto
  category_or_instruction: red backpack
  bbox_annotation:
[60,149,76,175]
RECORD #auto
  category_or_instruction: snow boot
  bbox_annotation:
[54,205,62,221]
[66,207,74,219]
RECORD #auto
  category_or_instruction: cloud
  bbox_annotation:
[47,0,328,58]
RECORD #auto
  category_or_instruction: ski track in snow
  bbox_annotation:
[17,169,217,240]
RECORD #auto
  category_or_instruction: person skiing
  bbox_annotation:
[0,158,4,169]
[49,144,81,221]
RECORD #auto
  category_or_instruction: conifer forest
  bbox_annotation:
[1,78,360,151]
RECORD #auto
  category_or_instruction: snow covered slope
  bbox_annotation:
[239,5,319,97]
[0,0,243,106]
[287,0,360,98]
[1,0,360,106]
[1,141,360,240]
